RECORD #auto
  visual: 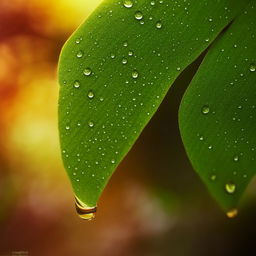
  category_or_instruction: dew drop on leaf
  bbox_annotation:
[123,0,133,8]
[76,51,83,58]
[233,155,239,162]
[132,70,139,79]
[83,68,92,76]
[249,63,256,72]
[210,174,216,181]
[135,11,143,20]
[201,105,210,114]
[225,182,236,194]
[122,58,128,64]
[156,21,162,29]
[87,90,94,99]
[88,121,94,128]
[73,81,81,88]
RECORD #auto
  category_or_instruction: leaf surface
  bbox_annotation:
[58,0,249,207]
[179,0,256,212]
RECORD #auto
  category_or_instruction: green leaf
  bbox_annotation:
[58,0,249,211]
[179,1,256,214]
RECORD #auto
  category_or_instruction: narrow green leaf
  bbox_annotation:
[58,0,249,211]
[179,1,256,214]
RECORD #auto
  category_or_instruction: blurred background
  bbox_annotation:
[1,0,256,255]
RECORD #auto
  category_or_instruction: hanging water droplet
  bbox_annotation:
[123,0,133,8]
[150,1,156,5]
[75,38,81,44]
[111,159,115,164]
[75,197,97,220]
[201,105,210,114]
[88,121,94,128]
[132,70,139,79]
[73,81,81,88]
[156,21,162,29]
[87,90,94,99]
[122,58,128,64]
[76,51,83,58]
[225,182,236,194]
[110,53,115,59]
[249,63,256,72]
[135,11,143,20]
[233,155,239,162]
[83,68,92,76]
[226,208,238,218]
[65,125,70,130]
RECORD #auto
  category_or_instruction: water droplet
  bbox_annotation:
[88,121,94,128]
[150,1,156,5]
[225,182,236,194]
[210,174,216,181]
[76,51,83,58]
[65,125,70,130]
[123,0,133,8]
[201,105,210,114]
[75,38,81,44]
[87,90,94,99]
[75,197,97,221]
[249,63,256,72]
[122,58,128,64]
[111,159,115,164]
[132,70,139,79]
[156,21,162,29]
[135,11,143,20]
[226,208,238,218]
[233,155,239,162]
[83,68,92,76]
[123,41,128,47]
[74,81,81,88]
[128,50,134,56]
[110,53,115,59]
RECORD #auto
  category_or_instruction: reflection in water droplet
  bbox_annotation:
[226,208,238,218]
[250,63,256,72]
[123,0,133,8]
[75,197,97,220]
[201,105,210,114]
[135,11,143,20]
[225,182,236,194]
[84,68,92,76]
[156,21,162,29]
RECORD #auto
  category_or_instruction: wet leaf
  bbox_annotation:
[58,0,249,209]
[179,1,256,213]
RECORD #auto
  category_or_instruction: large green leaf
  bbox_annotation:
[58,0,249,216]
[179,0,256,215]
